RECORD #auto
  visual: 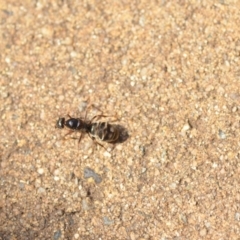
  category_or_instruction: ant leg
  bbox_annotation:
[88,103,103,113]
[87,133,108,151]
[90,114,108,122]
[87,103,119,123]
[84,109,88,121]
[107,114,119,123]
[78,132,83,148]
[86,104,105,122]
[94,140,107,151]
[90,114,119,123]
[62,130,75,141]
[78,132,83,143]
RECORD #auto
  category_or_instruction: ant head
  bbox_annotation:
[56,117,65,129]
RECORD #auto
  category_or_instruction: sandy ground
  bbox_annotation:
[1,0,240,239]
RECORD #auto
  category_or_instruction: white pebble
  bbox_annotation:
[74,233,79,239]
[181,123,191,132]
[103,151,111,158]
[37,168,44,175]
[54,176,59,181]
[37,187,46,194]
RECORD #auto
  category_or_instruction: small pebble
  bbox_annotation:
[37,187,46,194]
[232,106,238,112]
[103,216,114,225]
[218,129,226,139]
[181,123,191,132]
[199,228,207,237]
[235,212,240,221]
[79,187,88,197]
[37,168,44,175]
[18,182,25,190]
[82,199,90,210]
[53,230,61,240]
[84,167,102,184]
[74,233,79,239]
[54,176,59,181]
[103,151,111,158]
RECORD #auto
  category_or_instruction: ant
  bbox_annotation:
[56,111,119,150]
